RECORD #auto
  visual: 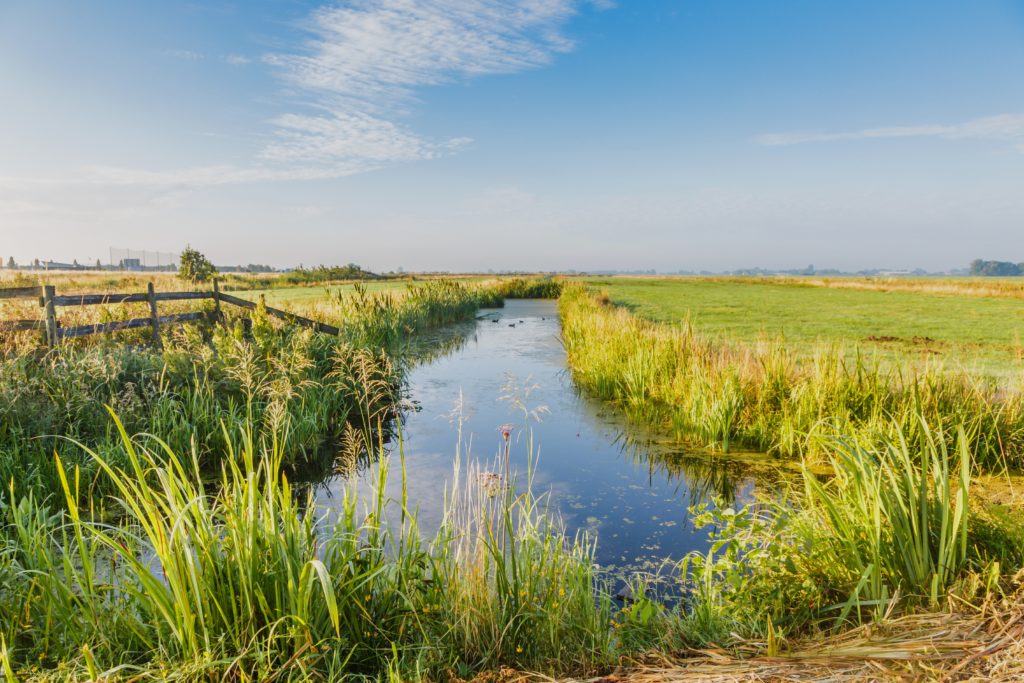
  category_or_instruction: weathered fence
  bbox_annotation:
[0,286,46,334]
[0,280,336,347]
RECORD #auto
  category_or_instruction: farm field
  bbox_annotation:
[583,276,1024,381]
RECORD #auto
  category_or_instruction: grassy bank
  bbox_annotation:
[3,410,1018,680]
[557,281,1024,657]
[0,416,615,681]
[0,279,501,505]
[560,284,1024,469]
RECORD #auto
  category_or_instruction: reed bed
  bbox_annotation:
[559,284,1024,470]
[0,414,614,681]
[0,280,500,506]
[2,411,1015,680]
[491,277,564,299]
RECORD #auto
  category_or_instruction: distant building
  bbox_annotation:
[120,258,142,271]
[44,261,85,270]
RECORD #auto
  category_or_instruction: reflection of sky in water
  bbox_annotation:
[313,300,758,575]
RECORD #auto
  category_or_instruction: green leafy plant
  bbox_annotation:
[178,245,216,283]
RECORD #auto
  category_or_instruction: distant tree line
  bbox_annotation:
[281,263,378,284]
[969,259,1024,276]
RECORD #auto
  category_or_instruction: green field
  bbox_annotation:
[584,277,1024,380]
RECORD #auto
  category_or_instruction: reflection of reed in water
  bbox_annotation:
[290,322,480,504]
[610,427,752,508]
[400,320,476,366]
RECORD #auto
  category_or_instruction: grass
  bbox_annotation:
[670,417,1016,650]
[235,281,414,306]
[232,275,554,309]
[583,276,1024,381]
[561,283,1024,468]
[0,279,505,506]
[0,411,616,681]
[4,402,1010,680]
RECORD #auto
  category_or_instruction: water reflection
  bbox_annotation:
[310,300,773,575]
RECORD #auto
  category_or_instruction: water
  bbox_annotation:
[314,299,759,575]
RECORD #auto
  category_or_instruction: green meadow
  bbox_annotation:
[584,276,1024,381]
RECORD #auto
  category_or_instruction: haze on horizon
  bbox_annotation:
[2,0,1023,273]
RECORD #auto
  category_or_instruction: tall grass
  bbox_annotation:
[0,413,615,681]
[805,420,971,610]
[0,279,500,506]
[674,418,1011,648]
[325,280,504,350]
[492,277,563,299]
[559,284,1024,470]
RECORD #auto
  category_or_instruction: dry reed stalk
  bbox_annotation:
[469,582,1024,683]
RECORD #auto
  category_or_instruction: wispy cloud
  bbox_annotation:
[755,113,1024,148]
[259,111,469,165]
[260,0,588,172]
[4,1,593,193]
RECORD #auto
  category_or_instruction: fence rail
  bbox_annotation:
[0,281,336,347]
[216,292,341,336]
[51,291,213,307]
[0,286,42,300]
[58,312,209,340]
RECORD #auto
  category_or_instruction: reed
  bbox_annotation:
[0,279,502,506]
[0,412,615,681]
[675,417,1011,648]
[492,277,563,299]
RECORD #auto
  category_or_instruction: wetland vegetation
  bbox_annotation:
[1,272,1023,680]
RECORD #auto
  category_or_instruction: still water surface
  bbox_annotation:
[315,299,759,574]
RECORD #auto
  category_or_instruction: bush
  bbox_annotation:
[178,246,216,283]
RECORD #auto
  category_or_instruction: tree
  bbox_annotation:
[95,259,102,270]
[969,259,1022,276]
[6,257,15,270]
[178,246,216,283]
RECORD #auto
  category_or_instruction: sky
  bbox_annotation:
[2,0,1023,272]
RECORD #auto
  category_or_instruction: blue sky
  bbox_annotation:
[2,0,1023,271]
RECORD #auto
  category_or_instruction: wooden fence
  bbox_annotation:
[0,280,338,347]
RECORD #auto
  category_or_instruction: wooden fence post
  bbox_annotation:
[147,282,162,349]
[212,278,222,321]
[42,285,58,348]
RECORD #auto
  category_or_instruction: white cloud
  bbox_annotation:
[2,1,592,194]
[262,0,587,167]
[755,113,1024,147]
[260,111,453,165]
